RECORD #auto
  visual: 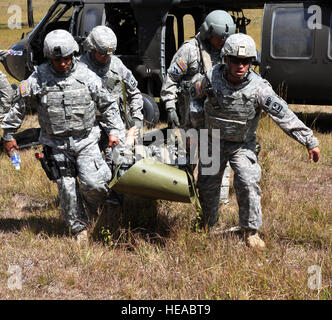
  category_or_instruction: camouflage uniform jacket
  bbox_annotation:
[199,64,319,150]
[160,33,221,111]
[80,52,143,121]
[1,59,124,143]
[0,71,14,120]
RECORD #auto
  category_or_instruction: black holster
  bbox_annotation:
[39,146,76,181]
[38,146,60,181]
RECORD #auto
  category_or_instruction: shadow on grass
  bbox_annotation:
[0,195,182,242]
[0,215,68,237]
[92,195,181,248]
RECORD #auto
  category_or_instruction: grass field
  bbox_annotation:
[0,1,331,300]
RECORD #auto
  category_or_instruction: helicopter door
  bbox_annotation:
[260,2,332,105]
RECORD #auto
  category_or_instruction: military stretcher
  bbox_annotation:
[1,126,200,208]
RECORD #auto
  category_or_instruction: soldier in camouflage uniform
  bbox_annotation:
[0,50,14,121]
[191,33,320,249]
[80,25,143,170]
[1,30,125,240]
[160,10,236,204]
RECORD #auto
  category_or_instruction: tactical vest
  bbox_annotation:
[205,66,262,143]
[180,36,220,92]
[37,63,96,138]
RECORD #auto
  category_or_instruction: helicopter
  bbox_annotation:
[1,0,331,144]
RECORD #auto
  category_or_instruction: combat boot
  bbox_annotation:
[210,226,266,249]
[244,230,266,250]
[75,229,89,245]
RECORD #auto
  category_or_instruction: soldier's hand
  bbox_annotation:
[167,109,180,128]
[108,135,119,148]
[4,139,19,157]
[125,126,139,147]
[308,147,320,162]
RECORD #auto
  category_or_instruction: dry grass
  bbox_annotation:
[0,114,331,300]
[0,3,331,300]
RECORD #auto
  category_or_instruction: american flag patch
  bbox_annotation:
[195,81,202,96]
[20,82,27,95]
[177,60,187,72]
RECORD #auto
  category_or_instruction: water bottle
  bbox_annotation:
[10,149,21,170]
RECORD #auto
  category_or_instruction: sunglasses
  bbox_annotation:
[229,57,251,65]
[96,48,114,56]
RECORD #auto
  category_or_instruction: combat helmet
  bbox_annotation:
[200,10,236,41]
[220,33,257,61]
[84,26,117,55]
[43,29,79,59]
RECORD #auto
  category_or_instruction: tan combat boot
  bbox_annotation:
[245,231,266,250]
[75,229,89,245]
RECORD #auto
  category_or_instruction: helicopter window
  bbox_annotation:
[167,14,178,50]
[183,14,195,42]
[82,8,105,36]
[45,4,73,31]
[57,6,74,22]
[40,4,74,39]
[271,8,314,59]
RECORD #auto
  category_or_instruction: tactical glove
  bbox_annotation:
[167,109,180,128]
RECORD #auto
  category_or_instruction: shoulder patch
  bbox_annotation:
[129,76,137,89]
[263,95,288,118]
[177,60,188,72]
[124,71,137,90]
[19,81,28,96]
[168,60,188,77]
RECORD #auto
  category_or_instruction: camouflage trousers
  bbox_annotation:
[42,125,112,234]
[197,139,262,230]
[180,95,232,205]
[0,71,13,120]
[219,162,231,204]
